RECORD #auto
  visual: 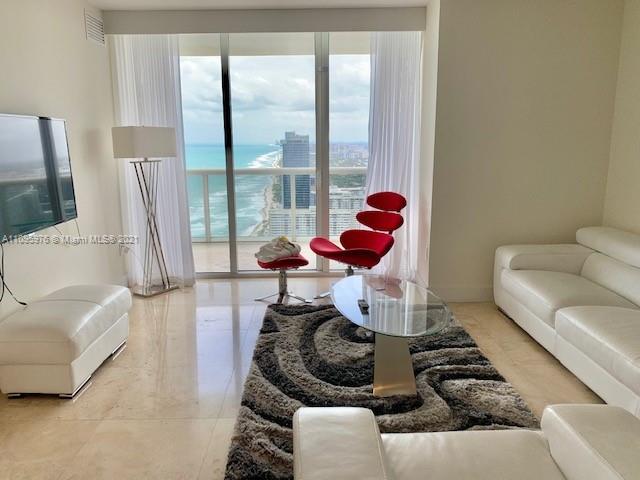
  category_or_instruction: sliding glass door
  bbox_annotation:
[329,32,371,271]
[228,33,317,271]
[179,32,371,275]
[179,35,230,273]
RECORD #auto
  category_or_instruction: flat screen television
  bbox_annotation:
[0,113,77,240]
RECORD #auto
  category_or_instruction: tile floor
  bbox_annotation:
[0,278,602,479]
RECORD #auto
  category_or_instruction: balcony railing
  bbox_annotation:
[186,166,367,243]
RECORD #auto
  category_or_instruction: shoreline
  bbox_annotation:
[249,182,273,237]
[249,151,280,237]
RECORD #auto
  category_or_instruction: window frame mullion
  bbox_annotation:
[315,32,330,273]
[220,33,238,274]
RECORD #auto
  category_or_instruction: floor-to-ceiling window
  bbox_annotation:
[329,32,370,271]
[179,35,230,273]
[229,33,317,271]
[179,32,371,274]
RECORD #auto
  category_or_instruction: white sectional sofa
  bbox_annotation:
[494,226,640,416]
[293,404,640,480]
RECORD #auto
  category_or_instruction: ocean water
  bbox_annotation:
[186,144,279,238]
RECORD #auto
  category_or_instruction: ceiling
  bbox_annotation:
[89,0,426,10]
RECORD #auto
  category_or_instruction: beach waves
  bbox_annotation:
[187,144,281,239]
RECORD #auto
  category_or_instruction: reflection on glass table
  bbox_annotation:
[331,275,453,397]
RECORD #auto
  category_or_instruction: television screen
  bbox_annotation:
[0,114,77,240]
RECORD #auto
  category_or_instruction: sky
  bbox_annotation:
[180,54,370,145]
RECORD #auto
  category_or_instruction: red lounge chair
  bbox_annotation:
[310,191,406,298]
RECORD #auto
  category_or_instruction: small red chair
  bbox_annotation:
[310,191,406,298]
[255,254,311,304]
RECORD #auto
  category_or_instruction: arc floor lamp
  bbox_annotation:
[112,126,178,297]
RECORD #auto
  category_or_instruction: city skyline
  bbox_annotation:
[281,131,311,210]
[182,140,367,146]
[180,50,371,240]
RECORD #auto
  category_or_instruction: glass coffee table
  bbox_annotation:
[331,275,453,397]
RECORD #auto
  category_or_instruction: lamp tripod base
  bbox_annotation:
[131,158,176,299]
[131,284,179,298]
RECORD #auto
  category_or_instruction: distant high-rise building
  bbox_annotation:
[281,131,310,209]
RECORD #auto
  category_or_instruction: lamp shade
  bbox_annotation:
[112,126,177,159]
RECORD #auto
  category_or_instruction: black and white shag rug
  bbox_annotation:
[224,304,538,480]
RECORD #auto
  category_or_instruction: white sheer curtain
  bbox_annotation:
[366,31,423,282]
[110,35,195,288]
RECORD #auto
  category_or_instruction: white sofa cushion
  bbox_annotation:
[556,306,640,397]
[494,244,593,275]
[35,284,132,321]
[293,407,393,480]
[500,269,636,327]
[381,430,564,480]
[577,226,640,269]
[0,285,132,365]
[581,253,640,307]
[542,404,640,480]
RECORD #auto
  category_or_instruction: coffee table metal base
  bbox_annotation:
[373,333,417,397]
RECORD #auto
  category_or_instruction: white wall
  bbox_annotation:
[427,0,624,301]
[603,0,640,233]
[0,0,125,317]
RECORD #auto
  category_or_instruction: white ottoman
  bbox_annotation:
[0,285,131,397]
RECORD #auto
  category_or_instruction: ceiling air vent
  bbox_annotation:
[84,9,105,46]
